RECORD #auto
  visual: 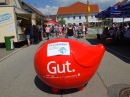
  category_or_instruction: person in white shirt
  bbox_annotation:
[82,24,86,38]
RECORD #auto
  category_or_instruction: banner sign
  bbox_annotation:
[0,13,12,23]
[47,42,70,57]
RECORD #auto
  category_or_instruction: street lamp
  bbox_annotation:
[47,1,52,19]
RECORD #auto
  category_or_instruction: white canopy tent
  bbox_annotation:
[113,18,130,23]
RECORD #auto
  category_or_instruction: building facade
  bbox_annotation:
[0,0,45,43]
[57,2,99,25]
[21,1,45,25]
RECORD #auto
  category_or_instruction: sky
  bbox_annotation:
[21,0,128,15]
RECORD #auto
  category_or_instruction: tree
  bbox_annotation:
[59,17,66,24]
[102,18,112,27]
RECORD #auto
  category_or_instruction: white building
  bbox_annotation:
[57,1,99,25]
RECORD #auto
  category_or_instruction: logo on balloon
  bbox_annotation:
[58,47,67,54]
[47,42,70,56]
[47,61,75,74]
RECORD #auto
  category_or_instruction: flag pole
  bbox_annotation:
[86,0,90,25]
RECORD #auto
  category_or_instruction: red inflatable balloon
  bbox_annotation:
[34,38,105,93]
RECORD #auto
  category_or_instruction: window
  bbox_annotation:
[79,16,81,19]
[24,9,32,13]
[68,17,70,20]
[91,15,93,19]
[73,16,75,20]
[85,15,86,19]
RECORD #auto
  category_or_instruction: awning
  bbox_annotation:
[45,20,58,25]
[15,7,28,14]
[113,18,130,23]
[89,20,102,22]
[16,13,44,20]
[15,7,45,20]
[17,13,32,20]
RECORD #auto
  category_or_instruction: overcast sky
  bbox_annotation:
[21,0,129,15]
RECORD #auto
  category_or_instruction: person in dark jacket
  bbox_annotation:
[29,24,34,44]
[33,25,39,43]
[24,24,30,46]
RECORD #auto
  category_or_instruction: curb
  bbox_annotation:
[0,45,26,62]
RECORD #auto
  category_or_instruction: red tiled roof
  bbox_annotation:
[114,0,128,6]
[114,2,121,6]
[22,2,45,17]
[48,15,57,22]
[57,1,99,15]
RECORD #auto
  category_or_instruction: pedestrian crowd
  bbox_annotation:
[23,24,44,46]
[101,23,130,45]
[23,23,88,46]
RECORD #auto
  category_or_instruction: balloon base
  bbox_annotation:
[77,86,85,91]
[51,87,60,94]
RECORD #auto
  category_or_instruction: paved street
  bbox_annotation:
[0,30,130,97]
[0,41,26,62]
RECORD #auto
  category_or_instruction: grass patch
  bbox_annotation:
[87,34,97,38]
[90,27,103,29]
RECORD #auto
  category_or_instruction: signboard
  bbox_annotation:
[8,26,14,32]
[47,42,70,57]
[0,13,12,23]
[0,7,15,43]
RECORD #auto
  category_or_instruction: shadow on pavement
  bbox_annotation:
[0,41,26,48]
[86,38,130,64]
[14,41,26,48]
[34,75,82,95]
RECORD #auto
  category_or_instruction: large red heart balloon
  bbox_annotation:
[34,38,105,93]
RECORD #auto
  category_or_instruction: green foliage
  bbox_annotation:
[90,26,103,29]
[59,17,66,24]
[102,18,112,26]
[87,34,97,38]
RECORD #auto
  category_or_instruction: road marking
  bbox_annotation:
[0,45,26,62]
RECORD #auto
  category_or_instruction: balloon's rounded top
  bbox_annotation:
[34,38,105,91]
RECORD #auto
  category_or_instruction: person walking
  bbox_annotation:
[58,25,63,38]
[66,23,75,39]
[33,25,39,43]
[29,24,34,44]
[54,24,59,38]
[51,25,55,37]
[82,24,86,38]
[77,23,83,38]
[24,24,30,46]
[73,24,78,36]
[37,25,41,42]
[82,24,88,39]
[45,25,51,40]
[40,25,44,40]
